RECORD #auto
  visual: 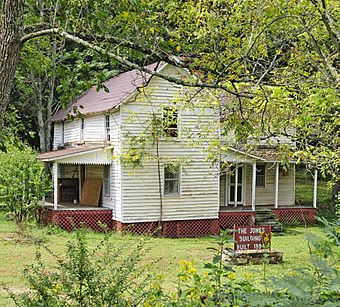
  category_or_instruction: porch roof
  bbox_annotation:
[38,146,112,164]
[222,147,296,163]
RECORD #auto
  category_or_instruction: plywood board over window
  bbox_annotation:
[80,178,102,206]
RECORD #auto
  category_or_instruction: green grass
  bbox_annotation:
[295,175,334,218]
[0,212,338,306]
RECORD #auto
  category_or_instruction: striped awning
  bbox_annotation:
[38,146,113,165]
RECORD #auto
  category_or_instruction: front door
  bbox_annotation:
[228,165,243,205]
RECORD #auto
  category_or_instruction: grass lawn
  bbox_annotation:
[0,212,338,306]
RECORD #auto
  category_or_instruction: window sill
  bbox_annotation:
[163,193,181,197]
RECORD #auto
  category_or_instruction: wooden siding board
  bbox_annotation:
[53,123,62,150]
[64,119,80,144]
[244,163,295,206]
[84,114,105,142]
[110,111,122,220]
[120,65,219,223]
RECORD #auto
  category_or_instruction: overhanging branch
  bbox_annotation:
[20,28,254,99]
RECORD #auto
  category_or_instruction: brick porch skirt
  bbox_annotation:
[38,208,113,232]
[272,208,317,224]
[39,207,317,236]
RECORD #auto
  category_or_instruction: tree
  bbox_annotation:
[0,142,50,222]
[0,0,339,182]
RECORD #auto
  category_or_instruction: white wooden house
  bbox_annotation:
[38,63,317,236]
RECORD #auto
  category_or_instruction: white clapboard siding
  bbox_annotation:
[85,165,103,178]
[53,123,62,150]
[84,114,105,142]
[244,163,295,206]
[120,65,219,223]
[110,111,122,219]
[64,119,80,144]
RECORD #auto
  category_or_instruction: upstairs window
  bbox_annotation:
[164,165,180,195]
[105,115,110,141]
[163,107,178,138]
[61,121,65,145]
[256,165,266,187]
[80,118,85,142]
[103,165,110,196]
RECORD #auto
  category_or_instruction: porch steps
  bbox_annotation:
[255,209,283,233]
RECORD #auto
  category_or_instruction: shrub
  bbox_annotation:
[12,232,160,306]
[0,143,50,222]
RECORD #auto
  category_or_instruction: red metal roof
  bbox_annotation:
[50,62,162,122]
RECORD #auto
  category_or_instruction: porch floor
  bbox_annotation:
[219,205,315,212]
[43,202,111,211]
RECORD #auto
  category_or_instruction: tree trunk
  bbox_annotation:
[0,0,24,129]
[156,137,163,233]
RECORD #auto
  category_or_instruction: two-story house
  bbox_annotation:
[38,62,317,236]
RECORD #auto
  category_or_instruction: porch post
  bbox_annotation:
[275,162,279,208]
[234,164,238,207]
[79,165,82,201]
[313,169,318,208]
[252,162,256,211]
[53,162,58,210]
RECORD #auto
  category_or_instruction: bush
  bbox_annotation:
[0,143,50,222]
[12,232,160,306]
[12,223,340,306]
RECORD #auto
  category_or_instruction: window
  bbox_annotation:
[105,115,110,141]
[103,165,110,196]
[163,107,178,137]
[61,121,65,145]
[256,165,266,187]
[164,165,180,195]
[80,118,85,142]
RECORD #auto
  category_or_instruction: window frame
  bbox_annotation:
[163,165,181,196]
[162,107,179,138]
[255,164,266,188]
[103,165,111,197]
[80,118,85,142]
[105,115,110,141]
[61,121,65,146]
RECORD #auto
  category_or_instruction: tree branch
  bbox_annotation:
[20,28,255,98]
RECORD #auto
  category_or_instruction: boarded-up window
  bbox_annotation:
[163,107,178,137]
[103,165,110,196]
[164,165,180,195]
[256,165,266,187]
[105,115,110,141]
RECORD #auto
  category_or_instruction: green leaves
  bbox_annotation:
[0,143,51,222]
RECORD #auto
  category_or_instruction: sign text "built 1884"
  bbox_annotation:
[233,225,271,251]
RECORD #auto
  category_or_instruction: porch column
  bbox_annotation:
[53,162,58,210]
[79,165,82,201]
[313,169,318,208]
[234,164,238,207]
[275,162,279,208]
[252,162,256,211]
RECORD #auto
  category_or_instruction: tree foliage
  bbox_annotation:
[0,0,339,181]
[0,142,50,222]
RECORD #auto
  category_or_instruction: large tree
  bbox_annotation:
[0,0,339,181]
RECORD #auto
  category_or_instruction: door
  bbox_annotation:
[228,165,243,205]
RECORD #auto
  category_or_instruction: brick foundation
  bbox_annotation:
[114,219,219,238]
[272,208,317,224]
[39,207,316,236]
[39,208,113,232]
[219,211,256,230]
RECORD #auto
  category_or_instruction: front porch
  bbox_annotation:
[218,147,318,228]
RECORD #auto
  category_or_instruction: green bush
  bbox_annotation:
[12,232,160,306]
[0,143,50,222]
[12,222,340,306]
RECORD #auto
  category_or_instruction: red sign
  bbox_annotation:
[233,225,271,251]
